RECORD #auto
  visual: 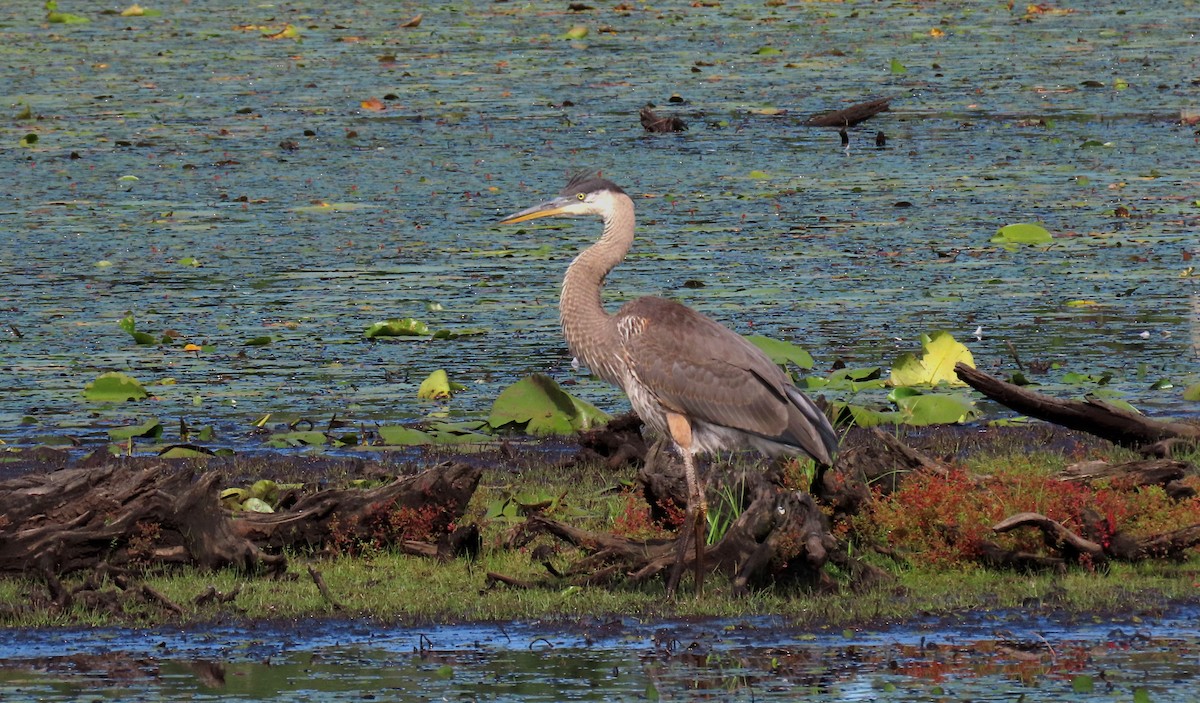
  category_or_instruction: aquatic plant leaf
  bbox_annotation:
[1071,675,1094,693]
[221,488,249,509]
[120,315,161,345]
[1133,687,1152,703]
[992,223,1052,245]
[46,1,89,23]
[892,392,977,425]
[488,374,610,435]
[364,318,430,338]
[266,430,327,448]
[377,425,434,445]
[84,372,149,401]
[244,336,272,346]
[120,4,162,17]
[745,335,814,369]
[242,497,274,513]
[889,58,907,74]
[561,25,588,39]
[645,681,660,701]
[108,418,163,441]
[1183,383,1200,402]
[418,369,465,400]
[755,46,782,55]
[158,444,215,459]
[19,133,38,147]
[250,479,279,503]
[889,331,974,387]
[834,403,902,428]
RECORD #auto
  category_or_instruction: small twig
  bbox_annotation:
[1005,340,1025,372]
[8,323,22,339]
[307,565,343,610]
[484,571,535,589]
[142,585,185,615]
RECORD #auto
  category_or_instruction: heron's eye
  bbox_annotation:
[576,193,586,201]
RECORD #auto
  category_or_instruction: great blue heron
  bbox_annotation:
[499,172,838,595]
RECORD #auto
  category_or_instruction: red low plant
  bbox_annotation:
[853,467,1200,568]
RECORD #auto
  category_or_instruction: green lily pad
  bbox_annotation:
[84,372,149,402]
[120,315,163,345]
[158,444,216,459]
[266,430,328,448]
[488,374,610,435]
[46,1,89,23]
[992,222,1052,245]
[108,418,163,441]
[746,334,815,369]
[377,425,434,445]
[364,317,430,338]
[242,497,274,513]
[891,391,977,425]
[889,331,974,387]
[1183,383,1200,402]
[834,403,902,428]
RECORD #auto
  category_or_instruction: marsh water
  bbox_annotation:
[2,0,1198,452]
[2,610,1199,702]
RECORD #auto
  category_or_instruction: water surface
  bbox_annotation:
[2,0,1197,450]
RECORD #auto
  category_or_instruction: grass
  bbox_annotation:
[2,435,1199,628]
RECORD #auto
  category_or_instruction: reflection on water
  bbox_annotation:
[1,612,1198,701]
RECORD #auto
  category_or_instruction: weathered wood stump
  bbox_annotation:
[0,464,282,577]
[233,461,482,558]
[504,441,882,595]
[0,461,482,579]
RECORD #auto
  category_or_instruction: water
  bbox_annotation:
[1,611,1197,701]
[2,0,1198,452]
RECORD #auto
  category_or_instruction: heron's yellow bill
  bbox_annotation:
[498,197,574,224]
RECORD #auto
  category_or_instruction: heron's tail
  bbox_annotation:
[783,386,839,466]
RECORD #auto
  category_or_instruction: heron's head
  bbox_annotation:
[499,171,627,224]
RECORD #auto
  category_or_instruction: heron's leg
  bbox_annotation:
[665,413,707,597]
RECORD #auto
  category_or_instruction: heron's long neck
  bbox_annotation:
[559,196,635,382]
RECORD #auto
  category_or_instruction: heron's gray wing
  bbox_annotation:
[619,297,836,462]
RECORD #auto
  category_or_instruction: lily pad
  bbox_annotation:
[1183,383,1200,402]
[418,370,467,400]
[889,331,974,387]
[890,391,977,425]
[158,444,216,459]
[365,318,430,338]
[745,335,814,369]
[266,430,329,448]
[377,425,434,445]
[992,223,1052,245]
[108,418,163,441]
[84,372,149,402]
[488,374,610,435]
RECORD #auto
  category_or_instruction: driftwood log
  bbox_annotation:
[955,363,1200,449]
[803,96,893,127]
[0,461,482,579]
[233,461,482,558]
[0,464,283,578]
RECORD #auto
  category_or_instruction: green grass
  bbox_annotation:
[7,553,1196,628]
